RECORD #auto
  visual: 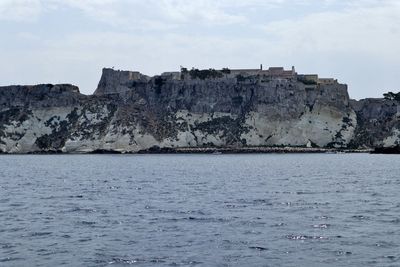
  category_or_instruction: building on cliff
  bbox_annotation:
[221,66,297,79]
[176,65,337,84]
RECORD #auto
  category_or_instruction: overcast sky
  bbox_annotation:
[0,0,399,99]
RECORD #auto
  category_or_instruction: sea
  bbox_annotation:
[0,153,399,266]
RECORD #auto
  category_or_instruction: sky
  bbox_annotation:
[0,0,399,99]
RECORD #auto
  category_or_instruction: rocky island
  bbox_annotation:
[0,66,399,153]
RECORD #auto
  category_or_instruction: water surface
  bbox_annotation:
[0,154,399,266]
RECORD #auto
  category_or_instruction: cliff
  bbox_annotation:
[0,68,398,153]
[349,98,400,148]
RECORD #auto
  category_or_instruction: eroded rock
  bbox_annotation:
[0,68,398,153]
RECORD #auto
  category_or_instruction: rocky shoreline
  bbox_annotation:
[371,146,400,154]
[3,146,370,155]
[137,146,371,154]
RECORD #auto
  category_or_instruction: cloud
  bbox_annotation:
[262,1,400,58]
[48,0,119,23]
[0,0,305,26]
[0,0,41,21]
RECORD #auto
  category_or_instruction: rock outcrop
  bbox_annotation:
[349,98,400,148]
[0,67,398,153]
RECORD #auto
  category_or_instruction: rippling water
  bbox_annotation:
[0,154,400,266]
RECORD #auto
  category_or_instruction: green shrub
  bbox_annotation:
[188,68,223,80]
[236,74,246,82]
[221,68,231,74]
[383,91,400,101]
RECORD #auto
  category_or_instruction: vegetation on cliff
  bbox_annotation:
[383,91,400,101]
[181,67,224,80]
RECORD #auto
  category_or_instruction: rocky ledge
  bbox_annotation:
[0,67,399,153]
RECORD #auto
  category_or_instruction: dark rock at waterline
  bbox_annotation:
[371,146,400,154]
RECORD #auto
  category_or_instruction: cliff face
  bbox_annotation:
[349,98,400,148]
[0,68,398,153]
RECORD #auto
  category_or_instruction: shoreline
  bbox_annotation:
[137,146,371,154]
[0,146,373,155]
